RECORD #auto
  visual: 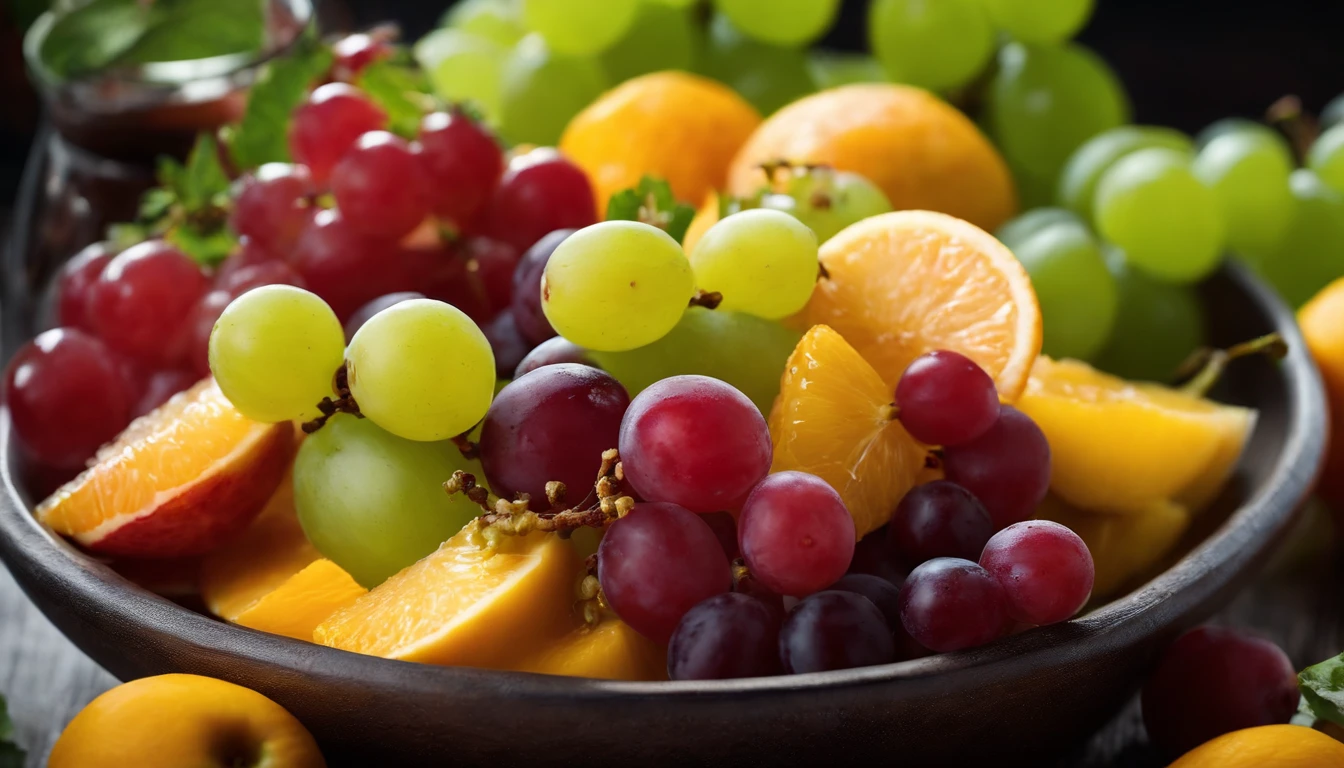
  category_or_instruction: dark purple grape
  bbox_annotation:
[668,592,782,680]
[483,311,532,379]
[895,350,1001,447]
[828,574,901,629]
[847,527,907,586]
[888,480,994,567]
[942,406,1052,530]
[514,336,594,378]
[478,364,629,506]
[509,229,574,344]
[779,591,897,673]
[343,292,426,342]
[898,557,1009,653]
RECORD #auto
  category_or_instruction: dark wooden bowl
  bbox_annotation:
[0,262,1325,767]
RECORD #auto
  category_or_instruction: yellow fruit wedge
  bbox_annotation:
[1038,495,1191,600]
[1018,357,1256,516]
[234,559,366,641]
[769,325,928,538]
[315,527,581,669]
[519,619,667,681]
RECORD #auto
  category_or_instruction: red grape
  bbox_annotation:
[399,245,491,321]
[738,471,856,597]
[330,131,433,240]
[214,261,305,297]
[56,241,112,332]
[134,368,200,418]
[898,557,1009,653]
[509,229,574,344]
[182,290,233,378]
[461,237,521,316]
[230,163,314,256]
[418,110,505,226]
[668,592,782,680]
[331,33,393,81]
[700,511,740,561]
[979,520,1094,626]
[343,292,427,342]
[847,528,907,586]
[779,591,897,673]
[479,149,597,253]
[618,375,772,514]
[87,240,208,366]
[289,209,403,321]
[515,337,593,379]
[1141,626,1299,757]
[479,364,630,506]
[598,502,732,644]
[942,406,1052,530]
[888,481,994,567]
[895,350,1001,447]
[288,83,388,185]
[4,329,134,467]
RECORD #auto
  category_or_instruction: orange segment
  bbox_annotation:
[519,619,667,681]
[769,325,928,538]
[799,210,1042,400]
[36,378,295,557]
[314,526,581,668]
[233,559,366,641]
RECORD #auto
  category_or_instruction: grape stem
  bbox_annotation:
[688,289,723,310]
[1174,333,1288,398]
[1266,96,1320,164]
[449,432,479,460]
[301,364,362,434]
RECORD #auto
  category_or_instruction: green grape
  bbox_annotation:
[868,0,994,92]
[415,29,508,119]
[1056,125,1194,219]
[346,299,495,442]
[1255,170,1344,308]
[1008,219,1117,360]
[598,0,696,83]
[697,14,813,115]
[1194,127,1296,256]
[498,34,607,146]
[649,0,696,6]
[541,221,695,352]
[760,167,893,242]
[589,307,801,414]
[521,0,637,56]
[986,42,1131,207]
[1094,147,1225,285]
[1093,246,1204,382]
[689,209,819,319]
[208,285,344,424]
[980,0,1095,44]
[806,51,887,90]
[714,0,840,47]
[293,414,485,588]
[996,207,1082,250]
[443,0,525,47]
[1322,94,1344,130]
[1308,124,1344,195]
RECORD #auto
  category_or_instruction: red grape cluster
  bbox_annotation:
[5,61,599,479]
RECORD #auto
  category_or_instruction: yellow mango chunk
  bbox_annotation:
[520,619,667,681]
[1038,495,1191,600]
[234,559,366,641]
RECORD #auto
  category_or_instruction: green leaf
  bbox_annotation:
[39,0,155,79]
[167,222,237,268]
[356,60,434,138]
[137,187,177,223]
[0,695,25,766]
[605,176,697,244]
[180,134,231,211]
[228,38,332,170]
[1301,652,1344,726]
[113,0,264,67]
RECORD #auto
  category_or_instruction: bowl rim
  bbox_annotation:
[0,261,1326,700]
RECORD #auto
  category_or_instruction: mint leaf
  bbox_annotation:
[114,0,264,67]
[227,38,332,170]
[0,695,25,766]
[605,176,697,244]
[357,60,434,138]
[39,0,155,79]
[1301,652,1344,726]
[167,223,237,267]
[118,133,236,267]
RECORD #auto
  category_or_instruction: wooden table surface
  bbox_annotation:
[0,501,1337,767]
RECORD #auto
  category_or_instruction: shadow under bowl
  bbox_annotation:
[0,262,1326,767]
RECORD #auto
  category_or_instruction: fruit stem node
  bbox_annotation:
[1175,332,1288,397]
[689,289,723,310]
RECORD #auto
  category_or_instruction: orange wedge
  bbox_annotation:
[798,210,1042,400]
[233,559,366,641]
[769,325,928,538]
[519,618,667,681]
[36,379,295,558]
[315,526,581,668]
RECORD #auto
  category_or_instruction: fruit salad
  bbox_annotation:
[8,0,1294,688]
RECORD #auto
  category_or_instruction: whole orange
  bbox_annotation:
[560,71,761,212]
[1168,725,1344,768]
[1299,276,1344,509]
[49,674,325,768]
[726,84,1018,232]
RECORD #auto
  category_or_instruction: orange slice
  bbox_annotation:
[234,559,366,641]
[519,619,667,681]
[36,379,295,558]
[314,526,581,668]
[769,325,928,538]
[798,210,1042,400]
